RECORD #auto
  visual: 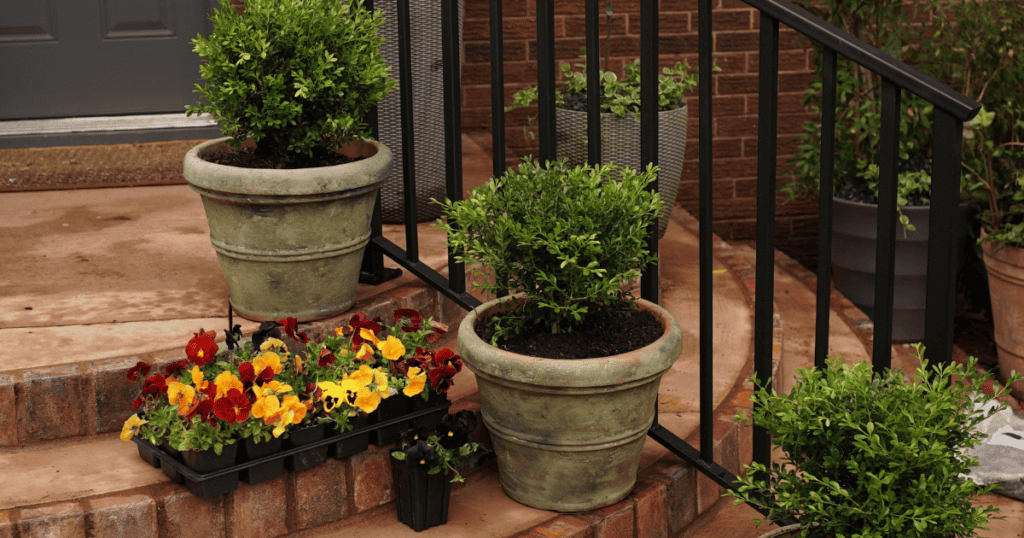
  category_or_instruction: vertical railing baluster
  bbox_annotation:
[871,79,902,374]
[698,0,714,463]
[814,48,837,369]
[442,0,465,295]
[923,109,964,368]
[397,0,418,261]
[753,11,779,475]
[536,0,556,163]
[639,0,659,304]
[585,0,601,166]
[489,0,506,178]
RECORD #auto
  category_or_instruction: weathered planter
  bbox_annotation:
[831,197,969,342]
[555,105,688,238]
[458,296,683,512]
[183,137,392,322]
[981,236,1024,399]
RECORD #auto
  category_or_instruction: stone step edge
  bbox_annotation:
[508,209,783,538]
[0,282,468,449]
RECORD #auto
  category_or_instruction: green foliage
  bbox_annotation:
[728,346,1023,538]
[437,158,662,341]
[506,58,707,120]
[186,0,394,167]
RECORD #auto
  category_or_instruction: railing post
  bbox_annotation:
[697,0,715,464]
[639,0,659,304]
[536,0,556,164]
[871,79,902,374]
[489,0,506,178]
[814,49,837,369]
[442,0,466,296]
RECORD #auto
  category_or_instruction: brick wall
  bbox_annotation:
[460,0,821,267]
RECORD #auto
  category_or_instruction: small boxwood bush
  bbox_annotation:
[438,158,662,340]
[186,0,394,167]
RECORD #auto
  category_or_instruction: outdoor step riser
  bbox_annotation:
[0,285,464,448]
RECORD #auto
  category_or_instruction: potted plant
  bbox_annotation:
[727,345,1021,538]
[182,0,395,322]
[389,411,491,531]
[505,4,712,239]
[438,158,682,512]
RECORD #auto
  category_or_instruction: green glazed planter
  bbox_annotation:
[183,138,392,322]
[458,296,683,512]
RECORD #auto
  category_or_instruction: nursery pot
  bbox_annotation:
[391,455,453,532]
[458,296,683,512]
[555,104,688,239]
[831,197,969,342]
[241,436,284,485]
[284,422,329,471]
[183,137,392,322]
[981,235,1024,399]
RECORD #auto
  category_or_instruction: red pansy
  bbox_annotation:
[185,398,216,426]
[318,348,336,367]
[132,396,144,409]
[185,330,219,366]
[349,312,382,334]
[238,362,256,383]
[127,361,151,382]
[213,389,252,424]
[142,374,167,396]
[428,364,458,394]
[278,317,309,343]
[394,309,423,332]
[164,359,188,376]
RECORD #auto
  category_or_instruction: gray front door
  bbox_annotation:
[0,0,215,120]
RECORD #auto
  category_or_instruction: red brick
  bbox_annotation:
[0,511,14,538]
[642,460,697,535]
[564,14,628,38]
[0,375,16,446]
[527,515,593,538]
[87,494,157,538]
[161,488,226,538]
[626,13,689,34]
[291,459,349,530]
[348,444,395,513]
[18,503,85,538]
[229,475,288,538]
[689,422,741,515]
[16,365,90,442]
[633,479,668,538]
[716,31,758,53]
[716,115,756,138]
[717,74,757,95]
[583,499,635,538]
[92,357,146,434]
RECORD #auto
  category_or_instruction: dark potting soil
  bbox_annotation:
[202,147,354,170]
[835,157,932,206]
[477,307,663,360]
[561,92,685,113]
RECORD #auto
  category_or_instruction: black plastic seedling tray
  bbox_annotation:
[133,399,450,498]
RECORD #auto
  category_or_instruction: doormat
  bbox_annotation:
[0,140,206,192]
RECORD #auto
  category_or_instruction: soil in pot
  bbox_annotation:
[477,306,662,359]
[201,146,354,169]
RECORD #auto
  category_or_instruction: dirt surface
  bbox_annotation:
[477,306,663,360]
[0,139,205,192]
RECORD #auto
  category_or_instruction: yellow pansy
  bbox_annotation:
[353,387,381,414]
[270,409,295,438]
[120,414,148,442]
[346,364,376,388]
[355,342,375,361]
[253,380,292,399]
[318,381,346,412]
[189,365,209,392]
[403,367,427,397]
[334,327,346,336]
[359,328,380,346]
[377,335,406,361]
[294,355,303,375]
[373,368,391,399]
[281,395,307,424]
[166,381,196,415]
[213,371,244,399]
[252,351,283,376]
[252,394,281,421]
[260,337,285,351]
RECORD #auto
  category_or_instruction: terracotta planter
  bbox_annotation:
[981,236,1024,399]
[458,296,683,512]
[555,105,689,239]
[831,197,969,342]
[183,137,392,322]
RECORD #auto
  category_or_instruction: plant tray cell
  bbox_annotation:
[284,423,329,471]
[131,399,450,498]
[370,396,411,446]
[242,437,285,485]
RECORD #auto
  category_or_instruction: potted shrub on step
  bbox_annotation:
[438,158,683,512]
[727,345,1021,538]
[183,0,395,322]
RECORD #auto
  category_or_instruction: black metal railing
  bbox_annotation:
[357,0,981,516]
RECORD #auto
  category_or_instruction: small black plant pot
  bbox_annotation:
[160,441,184,484]
[136,439,161,469]
[370,396,411,446]
[181,444,240,498]
[410,393,450,431]
[331,415,370,459]
[241,436,284,485]
[391,456,452,532]
[284,423,328,471]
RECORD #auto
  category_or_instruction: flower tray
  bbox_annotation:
[132,398,451,499]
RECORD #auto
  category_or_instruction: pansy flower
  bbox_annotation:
[166,381,196,414]
[251,321,282,351]
[164,359,188,376]
[252,393,281,421]
[214,388,252,424]
[402,440,440,469]
[185,329,218,366]
[224,323,243,351]
[354,342,376,362]
[431,348,463,373]
[436,411,477,449]
[238,362,256,384]
[348,312,382,334]
[127,361,151,382]
[373,368,391,399]
[394,309,424,332]
[259,337,285,351]
[403,367,427,397]
[377,335,405,361]
[318,348,336,367]
[428,364,459,394]
[252,352,283,378]
[142,374,167,396]
[120,414,148,442]
[277,317,309,343]
[425,320,449,343]
[185,398,216,425]
[346,365,375,388]
[213,371,244,399]
[353,386,381,414]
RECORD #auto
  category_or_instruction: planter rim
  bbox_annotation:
[980,228,1024,263]
[183,137,392,197]
[458,296,683,388]
[831,194,947,213]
